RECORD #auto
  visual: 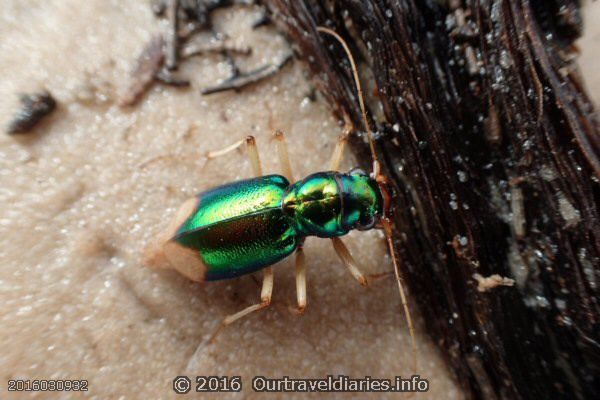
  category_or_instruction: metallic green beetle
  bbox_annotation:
[174,170,383,281]
[144,27,416,366]
[144,133,392,312]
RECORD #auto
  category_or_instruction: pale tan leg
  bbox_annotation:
[245,135,263,176]
[208,135,274,343]
[331,237,368,287]
[368,270,395,281]
[244,135,274,317]
[272,130,307,314]
[273,131,308,315]
[295,247,307,313]
[209,272,273,342]
[273,130,294,181]
[205,135,263,177]
[247,133,274,317]
[205,138,245,159]
[328,127,350,171]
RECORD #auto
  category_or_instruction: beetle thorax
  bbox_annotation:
[282,171,383,238]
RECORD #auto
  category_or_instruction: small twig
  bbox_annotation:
[201,53,292,95]
[181,40,251,57]
[155,70,190,87]
[166,0,180,71]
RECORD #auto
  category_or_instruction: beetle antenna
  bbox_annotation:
[318,25,418,373]
[382,218,418,372]
[316,26,380,176]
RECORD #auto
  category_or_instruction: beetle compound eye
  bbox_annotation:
[356,214,377,231]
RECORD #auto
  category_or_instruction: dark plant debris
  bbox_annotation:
[181,38,251,57]
[120,0,283,106]
[201,52,291,95]
[6,91,57,134]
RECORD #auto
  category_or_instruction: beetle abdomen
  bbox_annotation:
[171,174,297,280]
[176,209,297,280]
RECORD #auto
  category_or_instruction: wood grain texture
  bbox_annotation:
[266,1,599,398]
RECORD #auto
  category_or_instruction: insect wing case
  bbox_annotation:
[171,175,299,280]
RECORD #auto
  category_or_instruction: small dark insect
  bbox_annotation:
[6,91,57,135]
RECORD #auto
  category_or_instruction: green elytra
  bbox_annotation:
[174,171,383,281]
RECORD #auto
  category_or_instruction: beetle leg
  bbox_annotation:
[328,125,351,171]
[209,267,273,343]
[368,270,395,281]
[294,247,307,313]
[205,138,245,159]
[273,130,294,181]
[205,135,263,178]
[331,237,368,287]
[272,130,307,313]
[245,135,263,176]
[260,267,274,304]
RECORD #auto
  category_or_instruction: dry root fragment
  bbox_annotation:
[473,273,515,292]
[201,53,292,95]
[182,39,251,57]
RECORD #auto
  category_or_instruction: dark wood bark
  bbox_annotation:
[264,1,599,399]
